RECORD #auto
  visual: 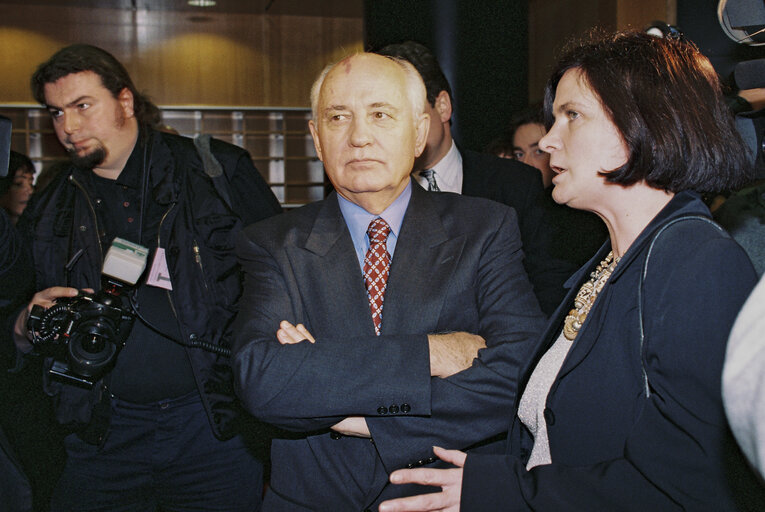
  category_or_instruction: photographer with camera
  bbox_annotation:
[12,45,281,511]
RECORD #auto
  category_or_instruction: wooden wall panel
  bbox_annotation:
[528,0,616,102]
[528,0,676,103]
[616,0,677,30]
[265,16,363,106]
[0,5,363,107]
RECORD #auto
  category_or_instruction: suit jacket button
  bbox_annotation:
[377,406,388,415]
[330,432,342,440]
[406,463,415,469]
[417,459,425,466]
[426,456,436,463]
[544,407,555,426]
[389,404,399,414]
[401,403,411,413]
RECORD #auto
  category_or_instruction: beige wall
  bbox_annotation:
[0,5,363,107]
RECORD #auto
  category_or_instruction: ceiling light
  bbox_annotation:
[188,0,216,6]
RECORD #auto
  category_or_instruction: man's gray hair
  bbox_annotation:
[310,53,427,125]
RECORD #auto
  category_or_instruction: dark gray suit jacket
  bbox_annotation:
[461,148,545,241]
[233,182,545,510]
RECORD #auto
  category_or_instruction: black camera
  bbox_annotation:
[26,237,149,387]
[28,281,135,387]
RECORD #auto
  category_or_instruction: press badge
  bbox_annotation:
[147,247,173,290]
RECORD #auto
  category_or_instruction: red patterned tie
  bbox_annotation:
[363,218,392,336]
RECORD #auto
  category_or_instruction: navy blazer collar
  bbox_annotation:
[563,190,711,290]
[524,190,712,394]
[299,180,464,337]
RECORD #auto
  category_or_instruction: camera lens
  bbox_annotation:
[68,333,118,378]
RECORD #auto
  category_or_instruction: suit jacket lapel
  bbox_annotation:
[515,244,610,388]
[288,195,375,337]
[382,184,466,335]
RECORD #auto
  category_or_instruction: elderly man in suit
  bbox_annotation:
[376,41,579,314]
[232,52,545,511]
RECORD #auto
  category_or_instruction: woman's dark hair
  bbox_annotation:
[484,134,514,158]
[544,30,753,194]
[507,103,544,145]
[31,44,161,127]
[0,150,34,196]
[485,103,544,157]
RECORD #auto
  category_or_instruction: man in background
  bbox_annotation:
[377,41,579,314]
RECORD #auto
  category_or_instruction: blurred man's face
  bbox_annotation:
[513,122,555,188]
[309,54,429,213]
[43,71,137,174]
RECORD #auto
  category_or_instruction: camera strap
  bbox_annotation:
[76,381,112,446]
[137,129,155,247]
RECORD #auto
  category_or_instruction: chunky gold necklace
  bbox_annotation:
[562,251,620,341]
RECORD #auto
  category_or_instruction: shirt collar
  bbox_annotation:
[337,181,412,265]
[113,128,145,189]
[416,140,463,193]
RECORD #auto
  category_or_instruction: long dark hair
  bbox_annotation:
[1,150,34,196]
[544,30,753,194]
[31,44,161,127]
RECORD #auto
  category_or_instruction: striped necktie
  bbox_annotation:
[419,169,440,191]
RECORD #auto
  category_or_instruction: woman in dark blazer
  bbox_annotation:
[379,31,761,511]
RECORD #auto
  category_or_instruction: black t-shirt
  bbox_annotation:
[82,136,196,403]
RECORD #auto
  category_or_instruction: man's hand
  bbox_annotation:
[379,446,466,512]
[331,416,371,438]
[427,332,486,378]
[13,286,80,353]
[276,320,315,344]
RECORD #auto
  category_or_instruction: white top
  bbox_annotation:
[414,141,463,194]
[723,273,765,479]
[517,330,575,470]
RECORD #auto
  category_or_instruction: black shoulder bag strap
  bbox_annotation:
[638,214,728,398]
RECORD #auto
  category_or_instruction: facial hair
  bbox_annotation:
[66,101,127,170]
[67,144,107,170]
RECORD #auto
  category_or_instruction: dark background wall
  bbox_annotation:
[364,0,528,152]
[365,0,765,153]
[677,0,765,89]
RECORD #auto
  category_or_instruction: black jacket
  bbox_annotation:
[0,210,33,512]
[461,149,594,314]
[18,128,281,440]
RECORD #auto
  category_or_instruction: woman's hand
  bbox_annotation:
[379,446,466,512]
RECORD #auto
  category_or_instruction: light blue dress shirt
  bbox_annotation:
[337,182,412,270]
